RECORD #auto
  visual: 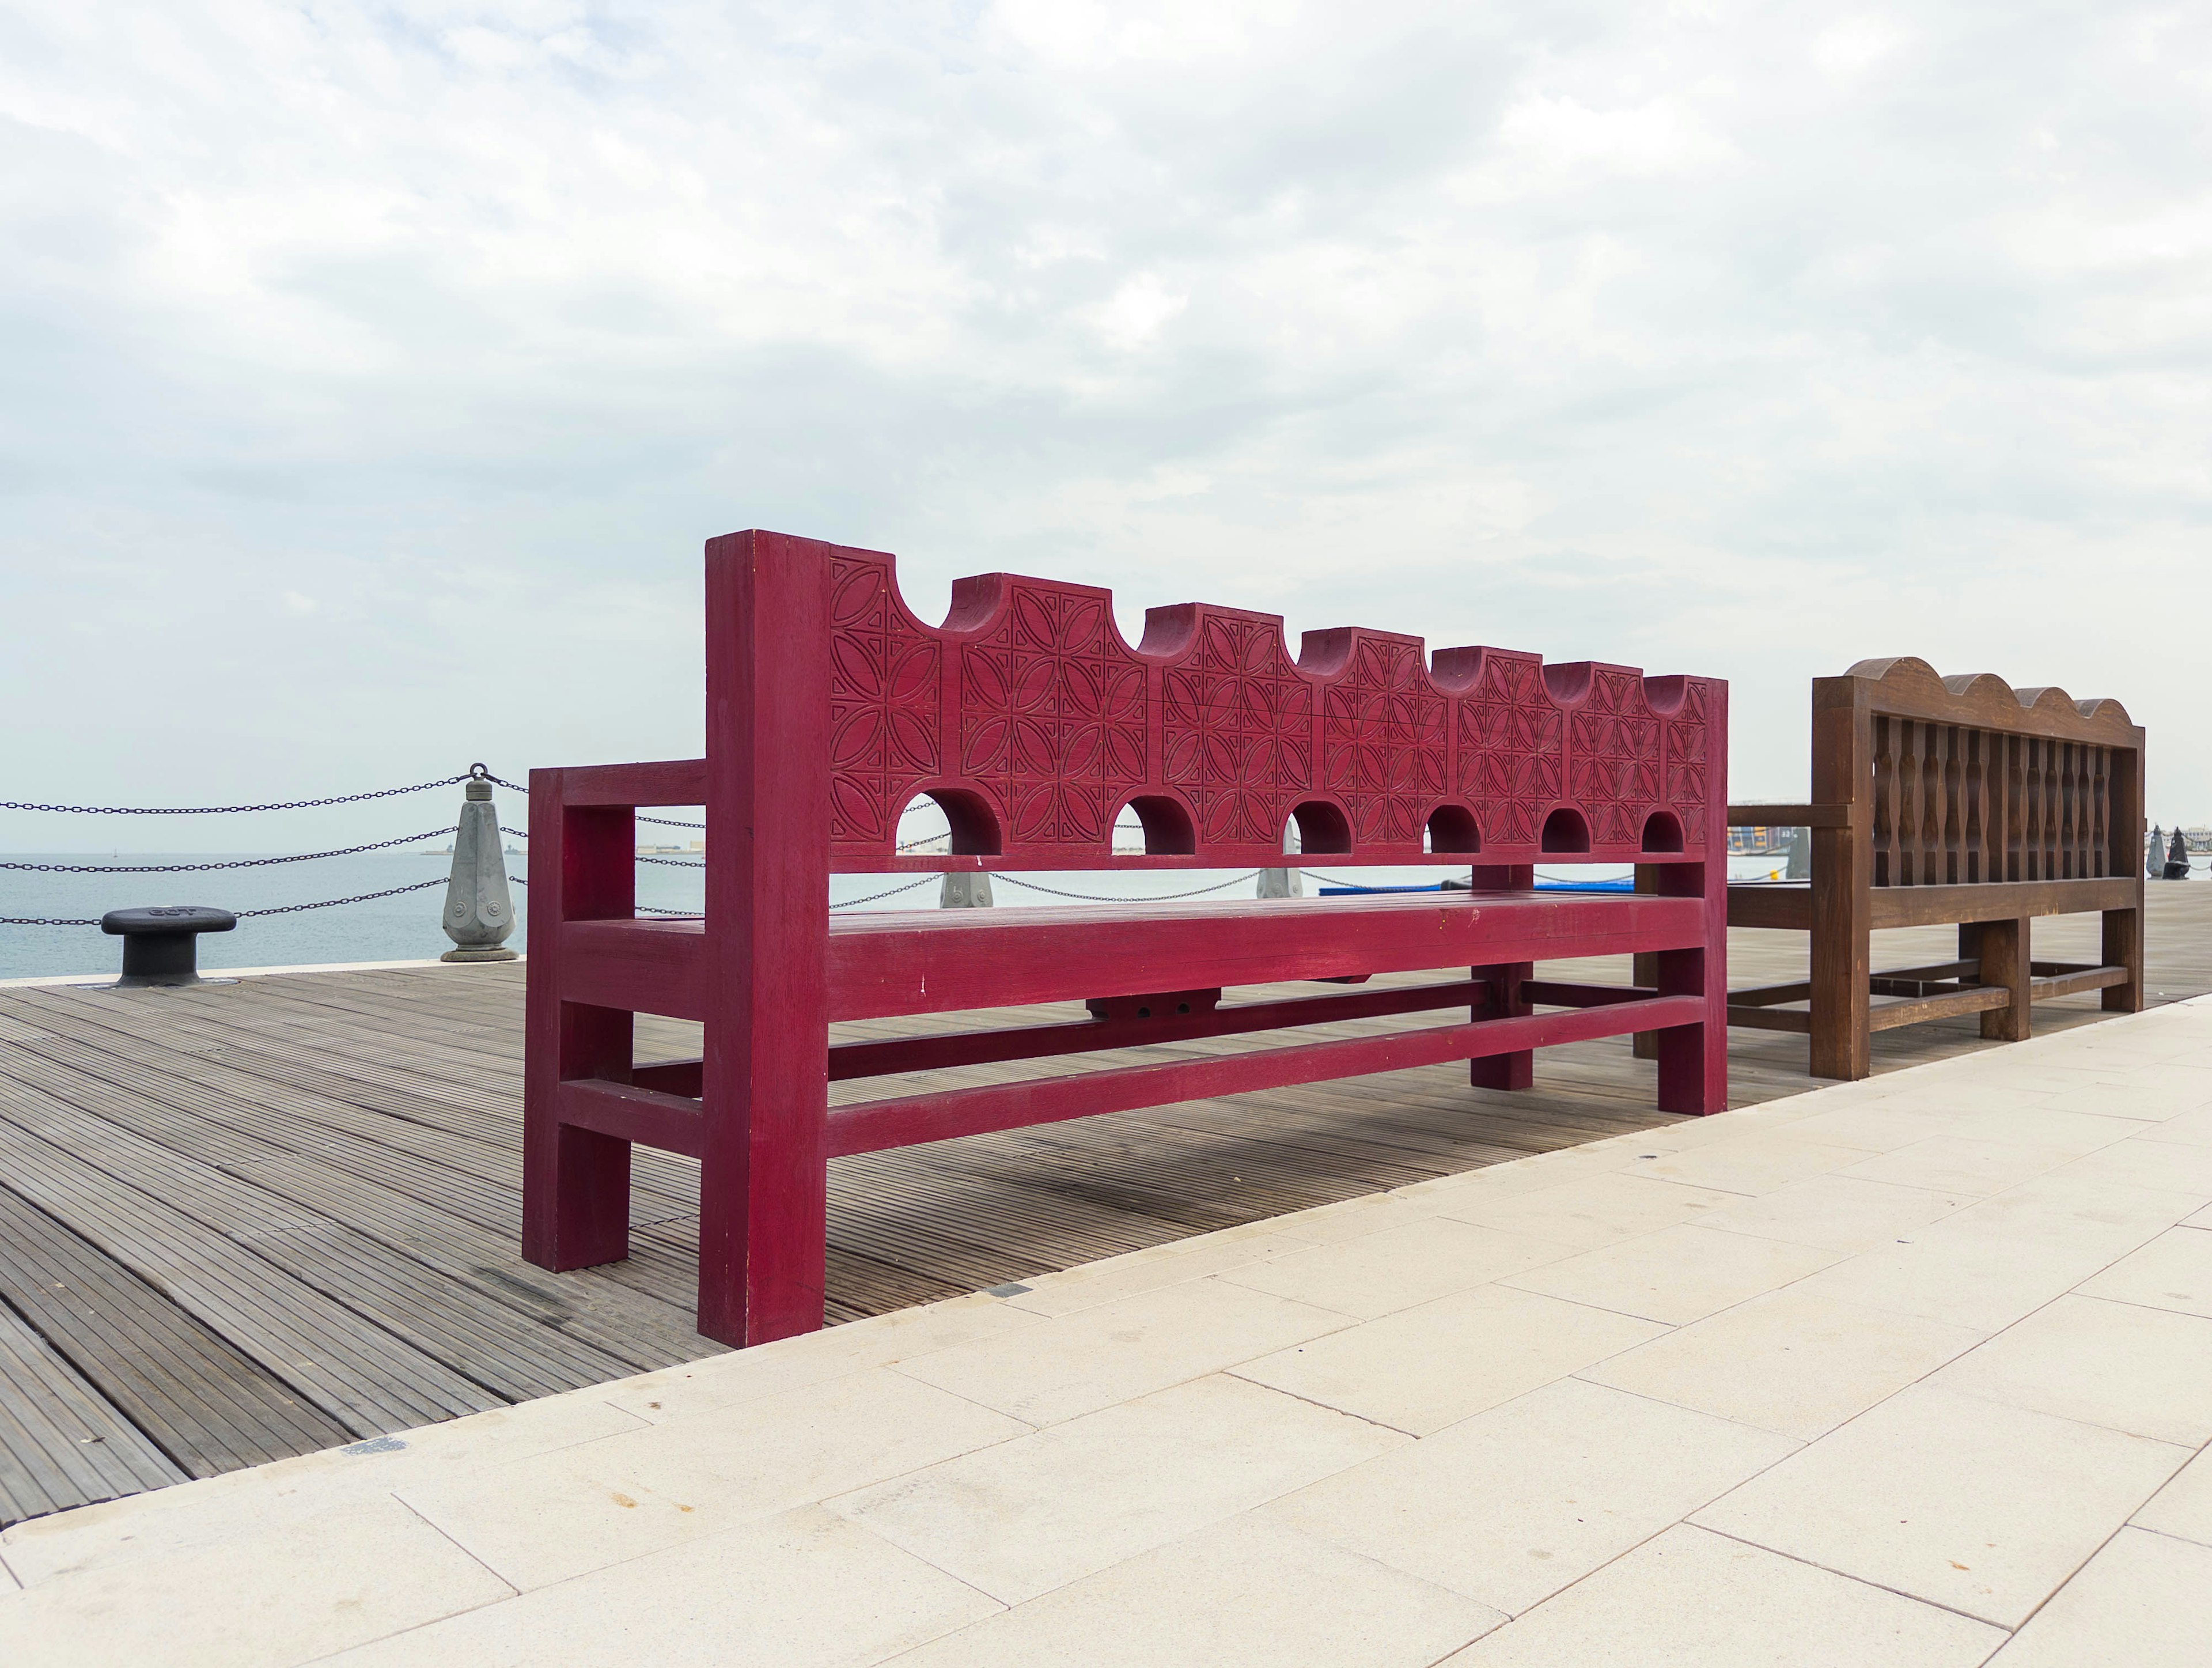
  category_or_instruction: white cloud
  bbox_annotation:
[1,0,2209,840]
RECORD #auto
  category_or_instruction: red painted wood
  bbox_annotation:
[559,1079,707,1159]
[631,1058,704,1098]
[522,771,636,1271]
[559,920,705,1023]
[700,532,834,1348]
[828,996,1706,1158]
[828,978,1493,1080]
[822,549,1717,870]
[823,890,1706,1020]
[521,527,1733,1349]
[556,758,709,810]
[1652,680,1728,1115]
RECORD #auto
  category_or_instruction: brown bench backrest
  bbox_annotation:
[1824,657,2143,891]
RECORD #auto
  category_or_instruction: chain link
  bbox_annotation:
[1,916,99,927]
[831,878,936,909]
[0,774,484,816]
[0,829,456,875]
[233,878,454,918]
[994,871,1263,902]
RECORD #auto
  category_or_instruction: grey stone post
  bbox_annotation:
[940,871,994,908]
[2148,826,2165,880]
[1259,819,1302,898]
[1785,826,1812,880]
[441,778,518,962]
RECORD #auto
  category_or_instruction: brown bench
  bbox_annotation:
[1722,657,2143,1079]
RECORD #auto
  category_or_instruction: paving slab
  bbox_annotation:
[1436,1523,2004,1667]
[1262,1376,1797,1616]
[826,1373,1402,1604]
[1578,1286,1985,1440]
[2131,1446,2212,1546]
[1690,1383,2191,1627]
[1929,1291,2212,1445]
[1496,1222,1843,1326]
[320,1504,998,1668]
[1983,1526,2212,1667]
[889,1512,1503,1668]
[1232,1281,1668,1435]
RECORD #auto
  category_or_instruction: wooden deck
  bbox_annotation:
[2,886,2208,1526]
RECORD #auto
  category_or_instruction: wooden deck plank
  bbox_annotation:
[0,1186,353,1476]
[0,1060,649,1402]
[0,1300,187,1526]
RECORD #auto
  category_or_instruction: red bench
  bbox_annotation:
[523,530,1732,1347]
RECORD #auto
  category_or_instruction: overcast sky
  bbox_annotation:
[3,1,2207,853]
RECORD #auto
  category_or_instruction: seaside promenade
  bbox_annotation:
[1,891,2209,1662]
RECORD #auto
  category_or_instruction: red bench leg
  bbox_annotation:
[698,532,834,1348]
[1653,759,1729,1115]
[1467,864,1536,1091]
[1468,960,1535,1090]
[524,784,636,1270]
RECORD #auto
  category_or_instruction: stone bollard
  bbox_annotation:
[2165,827,2192,882]
[2149,826,2165,880]
[441,774,518,961]
[1785,826,1811,881]
[940,872,994,908]
[1259,820,1302,898]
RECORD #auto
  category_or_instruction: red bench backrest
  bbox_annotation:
[730,534,1721,873]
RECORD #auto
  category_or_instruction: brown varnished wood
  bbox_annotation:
[1729,659,2145,1079]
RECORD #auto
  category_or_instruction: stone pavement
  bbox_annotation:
[6,1000,2212,1667]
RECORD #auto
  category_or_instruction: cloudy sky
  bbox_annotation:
[3,1,2207,852]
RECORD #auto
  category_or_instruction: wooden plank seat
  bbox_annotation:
[525,530,1732,1347]
[1725,657,2144,1079]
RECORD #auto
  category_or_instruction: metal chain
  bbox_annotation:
[1,916,99,926]
[0,829,456,875]
[0,772,488,816]
[233,878,453,919]
[994,871,1263,902]
[639,815,704,830]
[831,877,936,909]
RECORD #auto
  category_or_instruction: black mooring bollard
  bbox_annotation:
[101,906,238,987]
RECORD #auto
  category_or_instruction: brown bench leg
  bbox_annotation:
[1808,823,1871,1080]
[2103,905,2144,1012]
[1968,917,2032,1043]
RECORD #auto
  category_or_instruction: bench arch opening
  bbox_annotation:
[1290,800,1353,856]
[1426,804,1482,854]
[1640,810,1685,854]
[1115,794,1198,857]
[1541,807,1591,854]
[903,789,1001,857]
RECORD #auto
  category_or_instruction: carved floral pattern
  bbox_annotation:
[960,583,1146,845]
[1161,613,1313,846]
[1571,668,1665,846]
[1459,652,1563,847]
[827,557,940,844]
[1324,636,1446,846]
[817,553,1716,861]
